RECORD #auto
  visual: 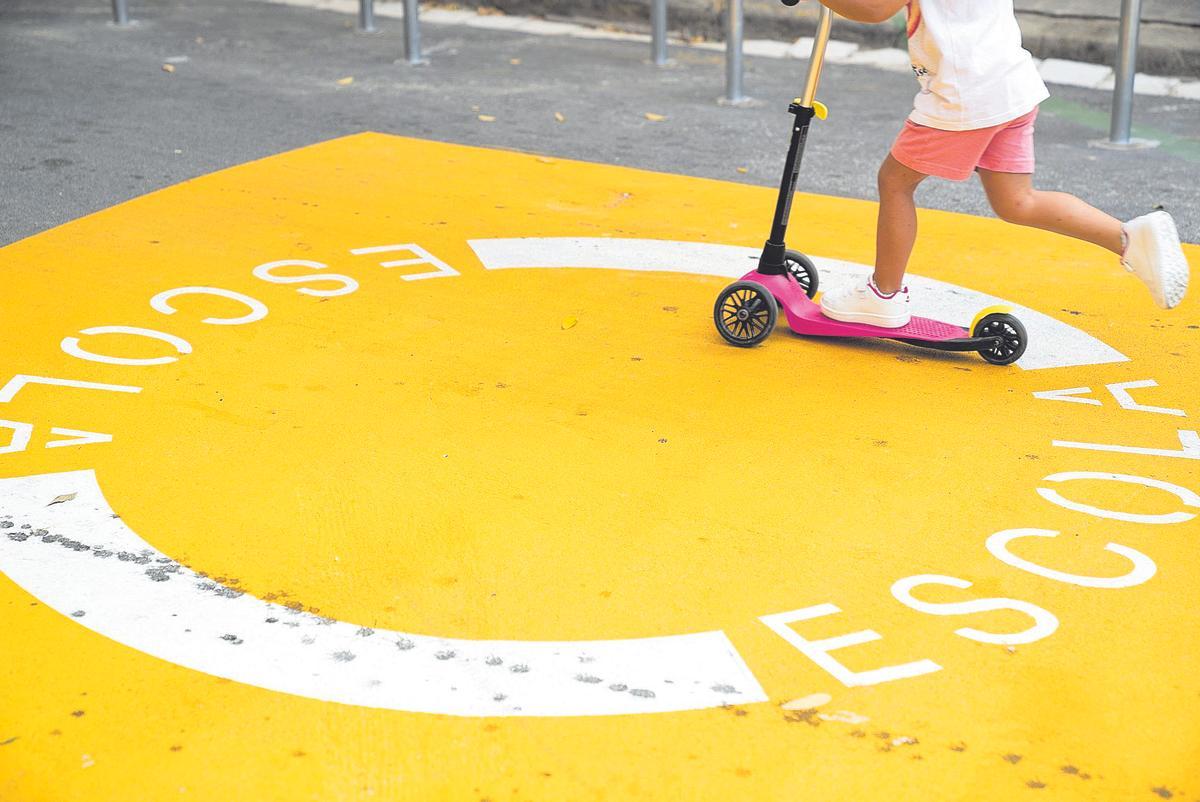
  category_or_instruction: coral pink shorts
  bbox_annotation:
[890,108,1038,182]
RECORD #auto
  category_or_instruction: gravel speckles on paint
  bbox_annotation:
[574,674,602,684]
[485,656,503,666]
[71,610,86,617]
[197,581,243,599]
[510,664,530,673]
[608,684,628,692]
[710,684,737,693]
[355,627,375,637]
[629,689,656,698]
[220,634,244,645]
[394,638,415,651]
[332,651,356,663]
[435,650,456,661]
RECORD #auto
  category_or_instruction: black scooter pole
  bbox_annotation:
[757,4,834,275]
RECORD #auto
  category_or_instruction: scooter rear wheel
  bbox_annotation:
[973,313,1028,365]
[714,281,777,347]
[784,250,820,299]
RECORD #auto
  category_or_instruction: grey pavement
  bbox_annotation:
[1,0,1198,253]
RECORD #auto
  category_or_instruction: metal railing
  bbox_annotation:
[105,0,1151,132]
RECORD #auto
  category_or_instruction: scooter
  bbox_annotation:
[713,3,1028,366]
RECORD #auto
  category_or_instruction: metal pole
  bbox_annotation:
[111,0,130,26]
[1108,0,1142,144]
[724,0,745,103]
[358,0,378,33]
[651,0,668,66]
[403,0,424,65]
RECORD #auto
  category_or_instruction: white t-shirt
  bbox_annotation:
[905,0,1049,131]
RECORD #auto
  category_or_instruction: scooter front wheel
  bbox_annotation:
[714,281,778,347]
[785,250,820,299]
[973,313,1028,365]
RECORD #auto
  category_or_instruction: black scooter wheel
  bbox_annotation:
[714,281,777,347]
[784,250,820,299]
[973,313,1027,365]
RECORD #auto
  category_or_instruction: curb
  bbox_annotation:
[264,0,1200,100]
[432,0,1200,79]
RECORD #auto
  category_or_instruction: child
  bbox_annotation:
[809,0,1190,329]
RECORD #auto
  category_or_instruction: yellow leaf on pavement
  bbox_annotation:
[336,76,354,86]
[554,112,565,123]
[478,115,496,123]
[644,112,667,122]
[161,64,175,74]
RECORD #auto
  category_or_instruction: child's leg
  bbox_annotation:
[874,154,929,294]
[977,169,1123,255]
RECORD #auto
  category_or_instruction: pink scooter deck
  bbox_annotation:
[740,270,968,342]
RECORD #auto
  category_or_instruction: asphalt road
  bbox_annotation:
[2,0,1198,248]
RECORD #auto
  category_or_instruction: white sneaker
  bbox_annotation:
[819,277,911,328]
[1122,211,1189,309]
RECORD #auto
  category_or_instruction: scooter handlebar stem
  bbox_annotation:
[800,5,834,108]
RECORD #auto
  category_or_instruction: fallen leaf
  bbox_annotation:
[509,58,521,65]
[781,692,831,710]
[48,493,77,506]
[554,111,565,123]
[644,112,667,122]
[336,76,354,86]
[477,6,504,15]
[818,710,870,724]
[478,115,496,122]
[736,166,749,174]
[161,64,176,74]
[561,316,578,330]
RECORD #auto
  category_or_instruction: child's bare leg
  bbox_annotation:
[977,169,1123,254]
[874,155,928,294]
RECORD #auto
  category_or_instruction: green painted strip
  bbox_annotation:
[1041,97,1200,162]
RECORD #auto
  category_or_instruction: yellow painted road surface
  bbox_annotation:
[1,133,1198,801]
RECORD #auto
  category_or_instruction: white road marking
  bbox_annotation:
[1105,379,1187,417]
[467,237,1128,370]
[0,470,766,717]
[45,428,113,449]
[1033,386,1102,405]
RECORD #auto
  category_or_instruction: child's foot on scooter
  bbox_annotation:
[820,276,912,328]
[1122,210,1189,309]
